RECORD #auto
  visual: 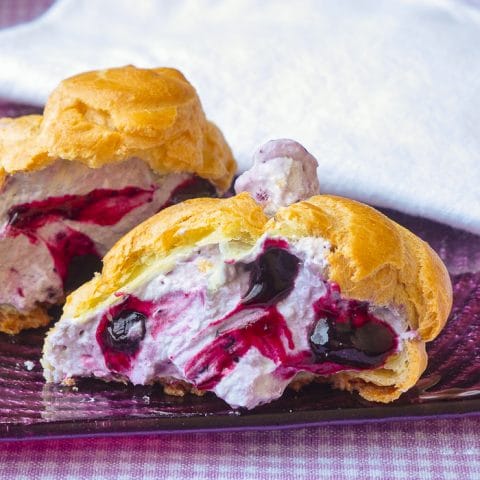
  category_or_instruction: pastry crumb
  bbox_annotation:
[23,360,35,371]
[63,377,76,387]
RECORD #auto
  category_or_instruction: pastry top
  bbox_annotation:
[0,66,236,191]
[63,192,452,343]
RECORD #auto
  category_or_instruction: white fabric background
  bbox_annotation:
[0,0,479,233]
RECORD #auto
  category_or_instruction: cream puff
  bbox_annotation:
[0,66,235,334]
[42,140,451,408]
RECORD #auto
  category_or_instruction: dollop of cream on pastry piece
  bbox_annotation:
[234,139,320,216]
[42,153,452,407]
[0,66,236,334]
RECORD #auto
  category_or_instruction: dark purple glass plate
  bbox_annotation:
[0,102,479,440]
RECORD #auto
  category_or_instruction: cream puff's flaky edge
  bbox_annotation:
[0,66,236,191]
[54,193,452,403]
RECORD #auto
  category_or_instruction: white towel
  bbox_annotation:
[0,0,479,233]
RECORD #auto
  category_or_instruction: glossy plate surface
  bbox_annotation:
[0,101,479,440]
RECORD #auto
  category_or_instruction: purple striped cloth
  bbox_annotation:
[0,419,479,480]
[0,1,479,479]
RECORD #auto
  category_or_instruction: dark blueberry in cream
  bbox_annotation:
[64,253,103,293]
[163,176,218,207]
[242,247,300,307]
[103,310,146,354]
[310,291,396,369]
[96,296,155,373]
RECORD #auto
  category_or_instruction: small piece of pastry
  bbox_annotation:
[42,140,452,409]
[0,66,235,334]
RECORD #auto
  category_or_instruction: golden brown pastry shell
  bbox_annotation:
[0,66,236,334]
[0,66,236,191]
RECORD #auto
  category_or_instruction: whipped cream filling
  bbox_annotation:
[0,158,195,312]
[43,235,410,410]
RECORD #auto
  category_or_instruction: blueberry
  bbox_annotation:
[242,247,300,307]
[164,177,218,207]
[310,297,396,369]
[104,310,146,353]
[64,253,103,292]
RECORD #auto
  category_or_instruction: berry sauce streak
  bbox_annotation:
[184,306,305,390]
[5,186,155,287]
[7,186,155,230]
